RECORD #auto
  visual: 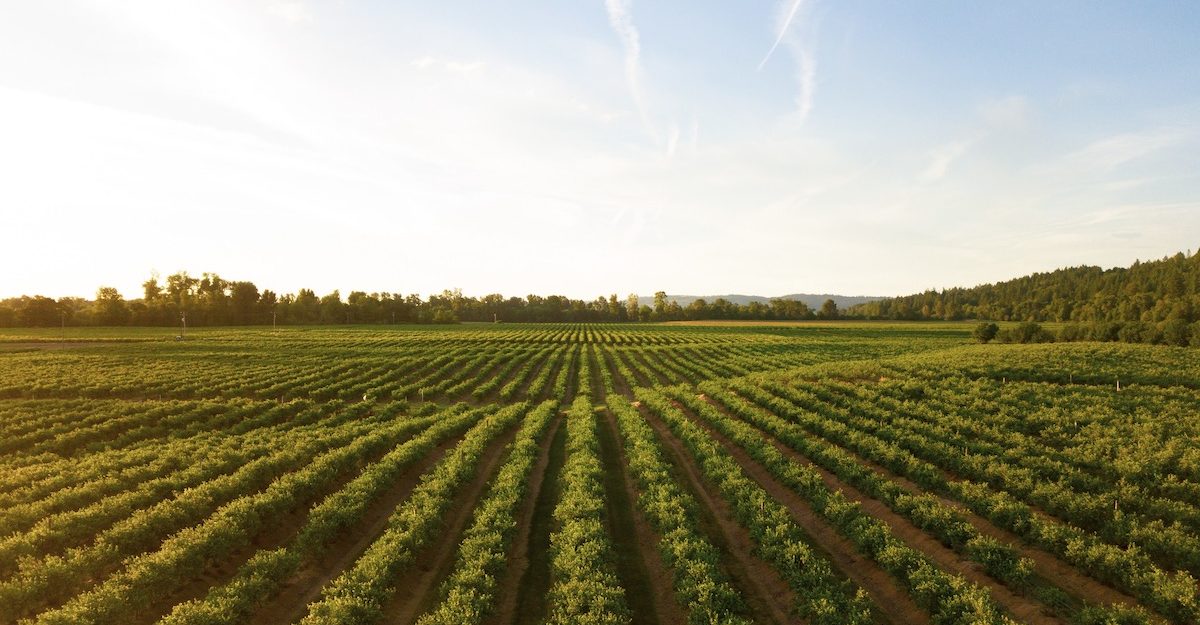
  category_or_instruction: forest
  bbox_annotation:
[2,251,1198,340]
[0,274,823,327]
[849,250,1200,323]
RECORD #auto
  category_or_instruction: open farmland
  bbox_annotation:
[0,323,1198,625]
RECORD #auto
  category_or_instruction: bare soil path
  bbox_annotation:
[636,404,803,625]
[697,395,1064,625]
[493,416,567,625]
[778,409,1147,614]
[128,424,449,625]
[597,407,687,625]
[247,433,466,625]
[672,400,927,625]
[381,422,525,625]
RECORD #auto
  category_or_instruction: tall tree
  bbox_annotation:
[819,298,839,320]
[93,287,130,326]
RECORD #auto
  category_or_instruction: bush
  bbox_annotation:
[998,322,1052,344]
[972,323,999,344]
[1056,323,1086,342]
[1088,321,1123,342]
[1162,319,1191,347]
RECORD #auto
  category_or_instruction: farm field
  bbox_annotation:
[1,323,1198,625]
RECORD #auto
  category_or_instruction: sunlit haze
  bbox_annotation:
[2,1,1198,300]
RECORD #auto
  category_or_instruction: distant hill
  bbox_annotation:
[638,293,883,310]
[847,250,1200,323]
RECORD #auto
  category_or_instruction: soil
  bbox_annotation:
[789,419,1148,614]
[672,400,925,625]
[597,407,688,625]
[699,396,1065,625]
[492,416,567,625]
[636,403,803,625]
[247,433,466,624]
[132,424,451,625]
[381,421,524,625]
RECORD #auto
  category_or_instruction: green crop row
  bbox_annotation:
[544,395,630,625]
[299,402,530,624]
[635,388,875,625]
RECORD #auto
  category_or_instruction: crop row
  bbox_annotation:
[635,389,876,625]
[299,401,530,624]
[414,400,558,625]
[23,403,460,625]
[748,377,1200,624]
[544,395,630,625]
[160,402,493,624]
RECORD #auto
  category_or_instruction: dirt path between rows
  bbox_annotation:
[381,422,525,625]
[129,424,445,625]
[588,346,608,403]
[672,400,926,625]
[600,349,636,398]
[597,407,687,625]
[248,433,466,624]
[776,406,1147,614]
[698,396,1064,625]
[491,416,566,625]
[792,387,1157,616]
[636,404,803,625]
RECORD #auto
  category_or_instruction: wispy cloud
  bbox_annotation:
[758,0,805,70]
[603,0,659,143]
[1063,128,1187,171]
[920,140,971,182]
[758,0,816,123]
[919,95,1030,183]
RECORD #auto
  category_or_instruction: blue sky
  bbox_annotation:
[1,1,1198,300]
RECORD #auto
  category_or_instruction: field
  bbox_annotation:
[0,323,1198,625]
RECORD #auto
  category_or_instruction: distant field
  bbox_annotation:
[0,324,1196,625]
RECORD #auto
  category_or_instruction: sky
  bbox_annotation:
[1,1,1198,301]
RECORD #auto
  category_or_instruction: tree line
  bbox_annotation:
[849,249,1200,324]
[0,272,834,327]
[852,249,1200,347]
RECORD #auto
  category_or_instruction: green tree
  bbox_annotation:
[608,294,623,321]
[229,281,260,325]
[93,287,130,326]
[292,289,320,324]
[819,298,838,320]
[973,322,999,343]
[18,296,60,327]
[319,290,345,324]
[653,291,668,320]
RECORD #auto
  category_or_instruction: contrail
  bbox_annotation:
[758,0,805,71]
[605,0,660,143]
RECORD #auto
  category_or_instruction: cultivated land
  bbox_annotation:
[0,323,1198,625]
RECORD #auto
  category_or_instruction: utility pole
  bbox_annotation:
[180,311,187,339]
[272,310,277,332]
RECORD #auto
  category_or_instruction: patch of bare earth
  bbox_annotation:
[636,404,804,625]
[132,427,452,625]
[247,433,466,624]
[697,395,1063,625]
[674,400,927,625]
[597,407,687,625]
[489,415,565,625]
[380,421,523,625]
[780,416,1147,614]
